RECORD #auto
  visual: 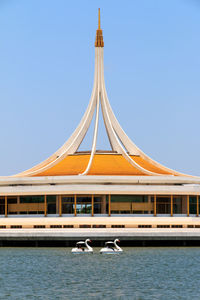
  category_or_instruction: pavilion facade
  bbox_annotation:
[0,9,199,229]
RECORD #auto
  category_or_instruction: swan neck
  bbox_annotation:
[85,240,92,250]
[114,240,121,251]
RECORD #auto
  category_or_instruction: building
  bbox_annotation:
[0,9,200,230]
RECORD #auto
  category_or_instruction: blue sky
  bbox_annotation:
[0,0,200,176]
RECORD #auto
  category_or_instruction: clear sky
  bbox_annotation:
[0,0,200,176]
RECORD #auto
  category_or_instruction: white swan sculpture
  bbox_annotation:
[100,239,123,254]
[71,239,93,253]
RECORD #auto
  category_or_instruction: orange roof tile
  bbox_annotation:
[34,154,172,176]
[131,156,171,175]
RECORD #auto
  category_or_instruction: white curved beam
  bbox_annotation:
[80,49,101,175]
[81,93,100,175]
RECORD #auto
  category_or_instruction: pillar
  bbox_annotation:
[59,195,62,217]
[91,195,94,216]
[182,195,187,214]
[187,195,189,217]
[17,196,20,215]
[171,195,173,217]
[108,194,111,216]
[148,195,151,214]
[101,195,106,214]
[56,195,59,214]
[197,195,199,217]
[44,195,47,217]
[154,195,156,216]
[74,195,77,216]
[5,196,7,217]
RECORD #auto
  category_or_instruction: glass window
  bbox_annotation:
[189,196,197,215]
[156,196,171,214]
[94,196,108,214]
[110,195,150,214]
[76,197,92,214]
[17,196,45,215]
[7,197,18,215]
[173,196,182,214]
[62,196,74,214]
[20,196,44,203]
[47,195,57,214]
[0,198,5,215]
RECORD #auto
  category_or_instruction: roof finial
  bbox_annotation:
[98,8,101,29]
[95,8,104,47]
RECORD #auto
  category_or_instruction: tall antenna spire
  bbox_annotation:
[98,8,101,29]
[95,8,104,47]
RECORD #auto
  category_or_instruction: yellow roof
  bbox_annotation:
[34,154,172,176]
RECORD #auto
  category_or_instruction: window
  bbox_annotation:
[110,195,150,214]
[50,225,62,228]
[63,225,74,228]
[138,225,152,228]
[62,196,74,214]
[10,225,22,229]
[156,196,170,214]
[7,197,18,215]
[79,225,91,228]
[189,196,197,215]
[47,196,57,214]
[34,225,45,228]
[94,196,108,214]
[0,198,5,215]
[0,225,6,229]
[173,196,182,214]
[76,197,92,214]
[20,196,43,204]
[18,196,45,215]
[92,225,106,228]
[157,225,170,228]
[111,225,125,228]
[171,225,183,228]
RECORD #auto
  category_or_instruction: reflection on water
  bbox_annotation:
[0,247,200,299]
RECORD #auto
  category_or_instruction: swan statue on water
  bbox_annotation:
[71,239,93,253]
[100,239,123,254]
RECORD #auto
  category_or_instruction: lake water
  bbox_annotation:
[0,247,200,299]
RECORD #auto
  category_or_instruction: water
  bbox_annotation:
[0,247,200,299]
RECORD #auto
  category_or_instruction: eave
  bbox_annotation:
[0,175,200,196]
